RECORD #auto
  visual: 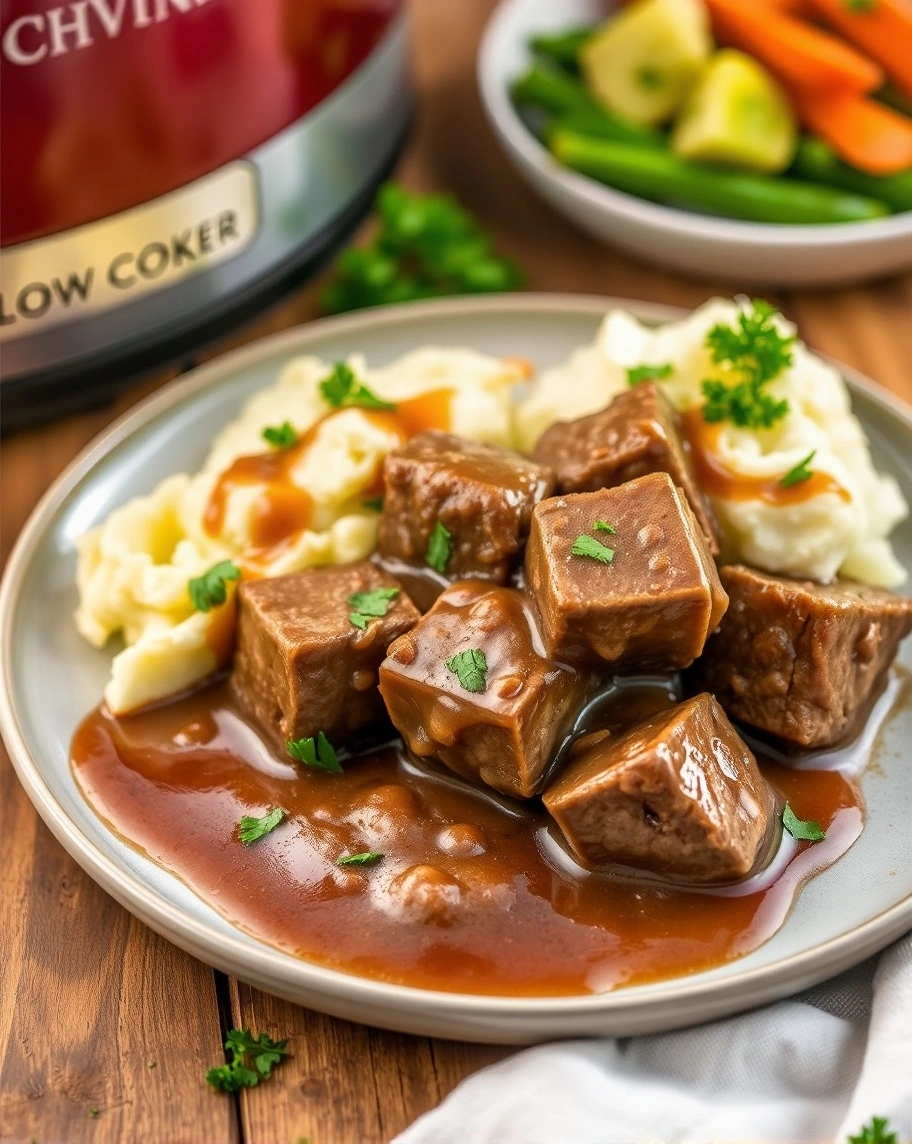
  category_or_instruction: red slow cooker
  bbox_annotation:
[0,0,410,427]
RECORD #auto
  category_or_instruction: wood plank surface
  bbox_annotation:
[1,1,911,1142]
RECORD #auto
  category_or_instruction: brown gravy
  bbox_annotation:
[71,679,864,997]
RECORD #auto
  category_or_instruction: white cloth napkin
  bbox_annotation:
[395,934,912,1144]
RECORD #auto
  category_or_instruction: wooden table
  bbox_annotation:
[3,2,912,1141]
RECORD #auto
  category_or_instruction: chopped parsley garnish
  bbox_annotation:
[237,807,285,845]
[362,496,384,512]
[782,803,826,842]
[701,300,794,430]
[780,449,817,488]
[445,648,488,693]
[319,362,396,412]
[571,534,615,564]
[206,1028,290,1093]
[188,560,241,613]
[627,363,673,386]
[593,520,616,534]
[261,421,298,449]
[286,732,342,774]
[848,1116,898,1144]
[844,0,876,11]
[426,519,453,573]
[88,1108,99,1119]
[348,586,400,630]
[338,851,384,867]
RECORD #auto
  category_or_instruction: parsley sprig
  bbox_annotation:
[701,300,795,430]
[445,648,488,693]
[206,1028,289,1093]
[848,1116,898,1144]
[237,807,285,845]
[627,363,673,386]
[571,534,615,565]
[338,851,384,867]
[320,183,523,314]
[286,732,342,774]
[782,803,826,842]
[261,421,298,449]
[320,362,395,412]
[426,520,453,574]
[348,586,400,630]
[188,560,241,613]
[780,450,816,488]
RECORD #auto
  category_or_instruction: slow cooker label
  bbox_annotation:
[0,160,258,340]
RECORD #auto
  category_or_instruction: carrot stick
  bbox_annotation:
[805,0,912,99]
[789,86,912,174]
[705,0,883,93]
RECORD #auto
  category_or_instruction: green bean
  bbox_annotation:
[529,27,591,69]
[793,138,911,214]
[551,130,890,224]
[512,63,663,149]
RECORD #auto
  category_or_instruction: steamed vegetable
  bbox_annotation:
[552,129,890,223]
[789,86,912,175]
[580,0,712,127]
[793,137,912,211]
[805,0,912,100]
[704,0,884,93]
[529,27,591,68]
[673,50,797,173]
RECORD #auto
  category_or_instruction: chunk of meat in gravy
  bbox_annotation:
[231,562,420,749]
[377,430,555,583]
[696,565,912,748]
[544,693,778,883]
[533,382,720,554]
[524,473,728,672]
[379,581,590,799]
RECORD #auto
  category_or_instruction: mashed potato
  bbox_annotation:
[77,347,523,714]
[518,298,907,590]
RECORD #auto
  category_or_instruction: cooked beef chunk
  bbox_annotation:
[544,693,777,882]
[232,562,419,748]
[379,581,590,798]
[696,565,912,748]
[533,382,720,554]
[524,472,728,672]
[377,430,555,584]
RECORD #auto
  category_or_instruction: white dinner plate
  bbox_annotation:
[2,294,911,1044]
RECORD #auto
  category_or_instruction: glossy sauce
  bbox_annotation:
[681,409,851,507]
[71,678,866,996]
[204,389,453,566]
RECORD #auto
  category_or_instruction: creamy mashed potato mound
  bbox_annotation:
[517,298,907,590]
[77,347,523,714]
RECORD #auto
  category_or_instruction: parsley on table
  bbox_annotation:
[286,732,342,774]
[700,300,795,430]
[593,520,616,534]
[847,1117,898,1144]
[320,182,523,315]
[188,560,241,613]
[571,534,615,564]
[237,807,285,845]
[348,587,400,630]
[426,520,453,573]
[261,421,298,449]
[782,803,826,842]
[206,1028,289,1093]
[319,362,396,412]
[445,648,488,693]
[627,363,673,386]
[780,450,817,488]
[338,851,384,867]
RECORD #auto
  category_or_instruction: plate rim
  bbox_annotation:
[3,291,912,1030]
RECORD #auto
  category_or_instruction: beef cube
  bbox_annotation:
[544,693,777,882]
[378,430,554,584]
[534,383,720,554]
[232,562,420,748]
[379,582,589,798]
[525,472,728,672]
[697,565,912,748]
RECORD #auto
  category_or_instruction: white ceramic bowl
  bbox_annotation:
[478,0,912,287]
